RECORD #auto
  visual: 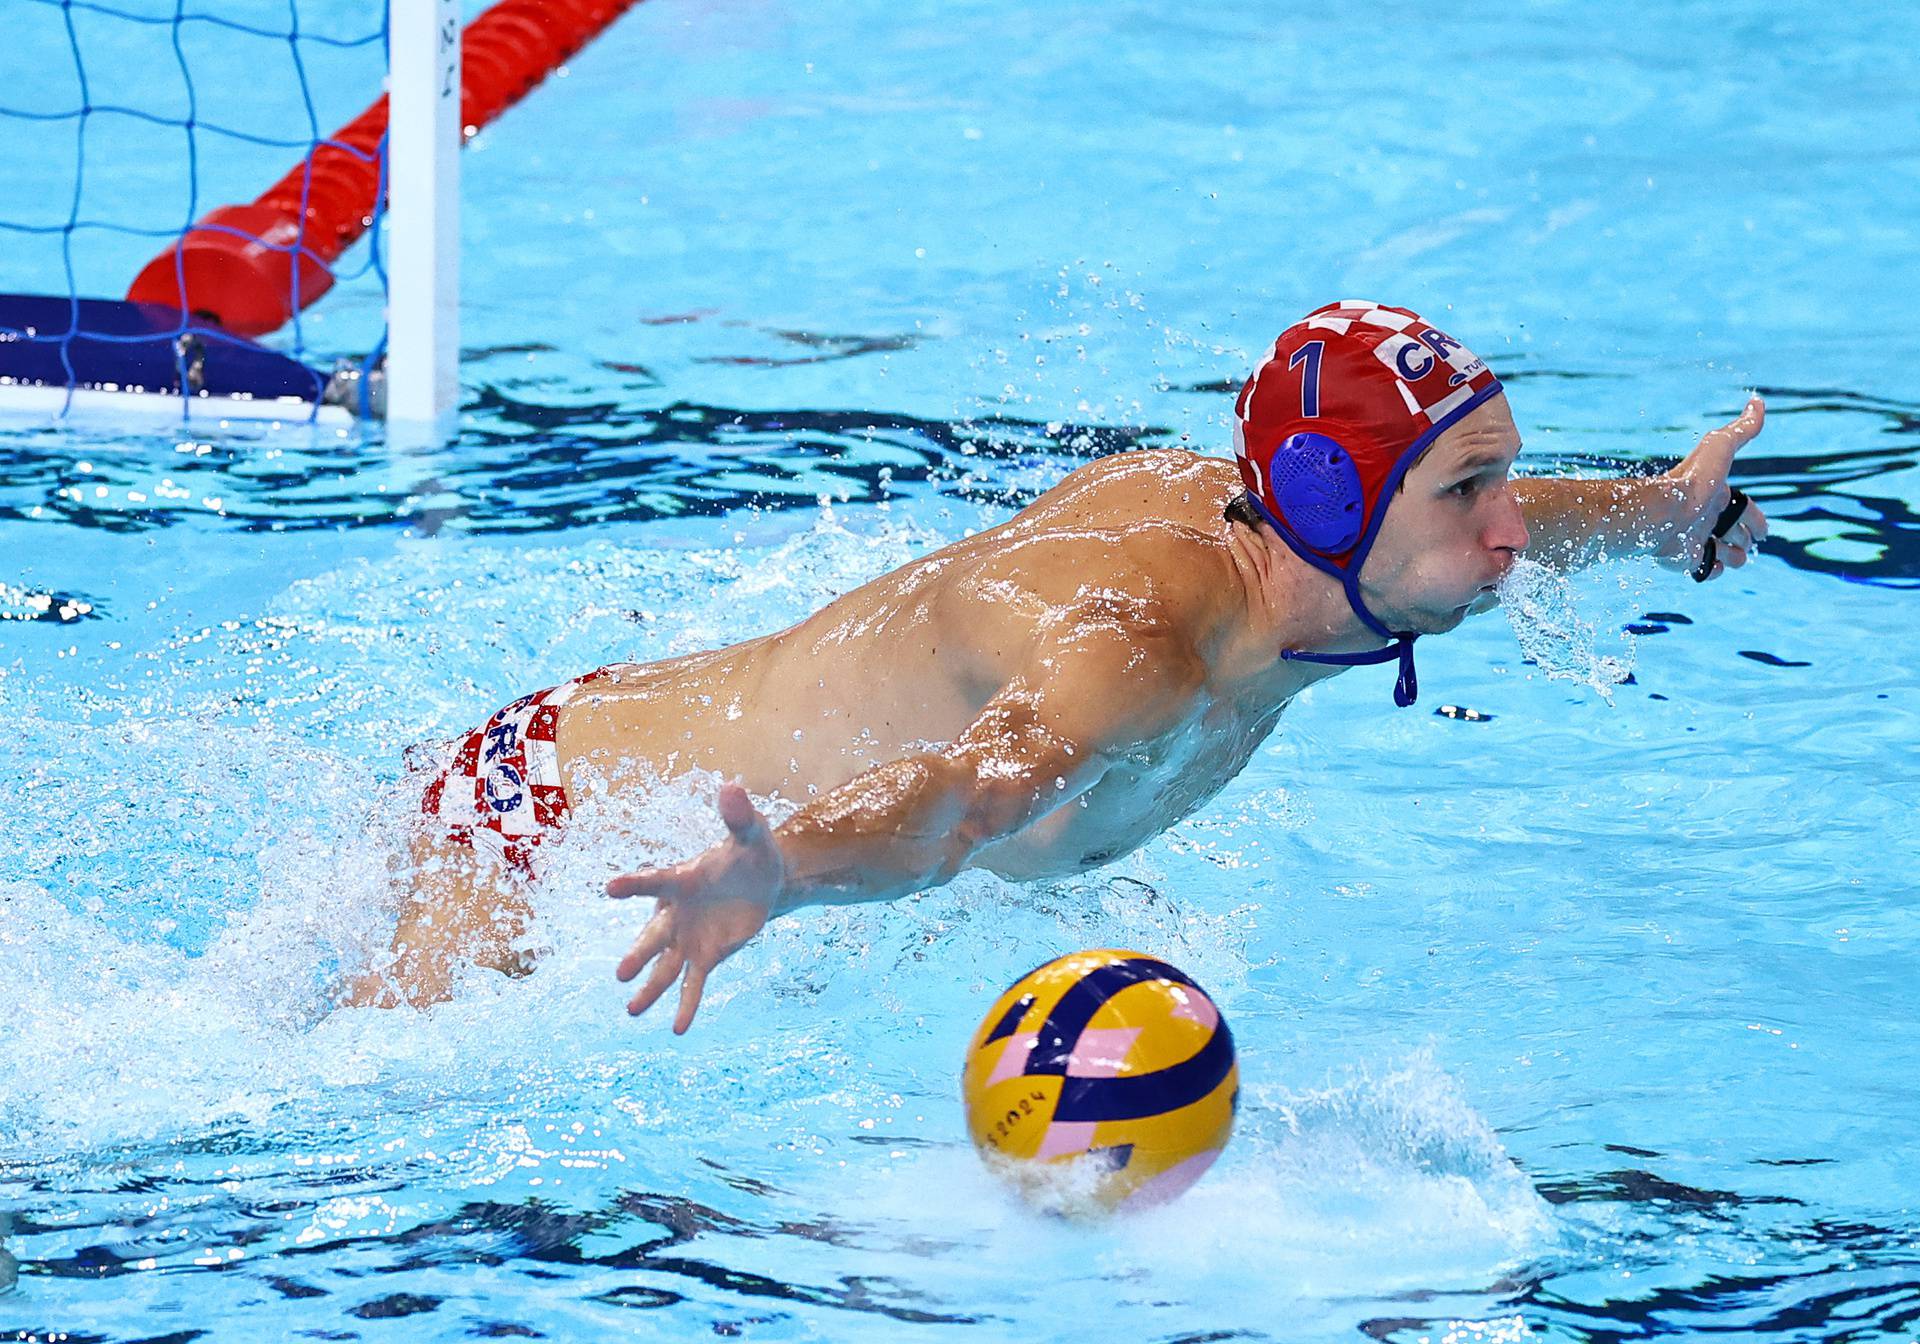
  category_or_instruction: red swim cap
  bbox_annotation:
[1230,300,1504,707]
[1232,300,1503,566]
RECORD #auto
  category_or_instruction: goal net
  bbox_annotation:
[0,0,638,427]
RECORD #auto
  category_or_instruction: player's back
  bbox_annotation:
[552,450,1246,806]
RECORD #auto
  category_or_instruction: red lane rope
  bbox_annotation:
[127,0,643,338]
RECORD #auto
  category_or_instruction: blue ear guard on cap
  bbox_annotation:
[1269,432,1364,553]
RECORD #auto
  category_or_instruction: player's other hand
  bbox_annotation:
[1657,395,1769,582]
[607,780,787,1033]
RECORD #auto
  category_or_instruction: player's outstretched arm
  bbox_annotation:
[605,613,1201,1033]
[1513,395,1768,581]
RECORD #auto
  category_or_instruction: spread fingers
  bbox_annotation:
[626,950,685,1017]
[672,962,711,1036]
[615,916,671,982]
[606,863,690,901]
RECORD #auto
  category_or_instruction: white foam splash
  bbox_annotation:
[1234,1052,1556,1258]
[0,722,415,1151]
[836,1050,1553,1309]
[0,510,1062,1160]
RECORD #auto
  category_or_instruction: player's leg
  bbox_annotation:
[339,826,536,1008]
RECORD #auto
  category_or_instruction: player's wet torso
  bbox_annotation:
[551,451,1310,876]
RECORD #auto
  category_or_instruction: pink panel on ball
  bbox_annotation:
[1120,1147,1223,1210]
[1036,1121,1098,1159]
[984,1034,1037,1087]
[1065,1025,1142,1078]
[1167,988,1219,1032]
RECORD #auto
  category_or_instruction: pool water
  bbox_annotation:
[4,1,1919,1340]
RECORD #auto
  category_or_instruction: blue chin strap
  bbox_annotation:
[1285,621,1421,707]
[1261,490,1422,706]
[1251,381,1504,708]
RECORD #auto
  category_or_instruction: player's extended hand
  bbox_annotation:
[1656,394,1770,582]
[606,780,788,1033]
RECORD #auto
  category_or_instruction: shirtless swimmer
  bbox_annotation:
[344,300,1768,1030]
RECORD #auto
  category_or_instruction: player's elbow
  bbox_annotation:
[951,765,1062,858]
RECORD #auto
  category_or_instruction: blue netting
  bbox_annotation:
[0,0,391,419]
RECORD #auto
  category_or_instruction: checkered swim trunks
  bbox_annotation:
[419,663,634,875]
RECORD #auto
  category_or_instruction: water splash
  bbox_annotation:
[0,508,1171,1162]
[843,1050,1553,1310]
[1246,1052,1555,1260]
[1496,556,1648,701]
[0,515,942,1159]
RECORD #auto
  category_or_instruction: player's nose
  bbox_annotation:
[1487,490,1529,558]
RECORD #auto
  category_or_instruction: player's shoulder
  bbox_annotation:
[1029,449,1241,546]
[942,448,1242,632]
[1051,446,1236,497]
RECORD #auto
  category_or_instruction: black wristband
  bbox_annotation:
[1709,486,1752,541]
[1691,536,1718,583]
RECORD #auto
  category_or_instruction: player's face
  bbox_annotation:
[1360,394,1528,635]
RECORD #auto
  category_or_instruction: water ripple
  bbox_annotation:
[1,381,1913,586]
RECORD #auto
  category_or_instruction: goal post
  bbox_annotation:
[385,0,463,431]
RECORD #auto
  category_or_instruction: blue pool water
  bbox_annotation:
[4,1,1919,1340]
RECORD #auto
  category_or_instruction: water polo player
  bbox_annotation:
[345,300,1768,1025]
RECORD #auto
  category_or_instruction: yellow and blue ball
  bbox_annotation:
[962,949,1237,1213]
